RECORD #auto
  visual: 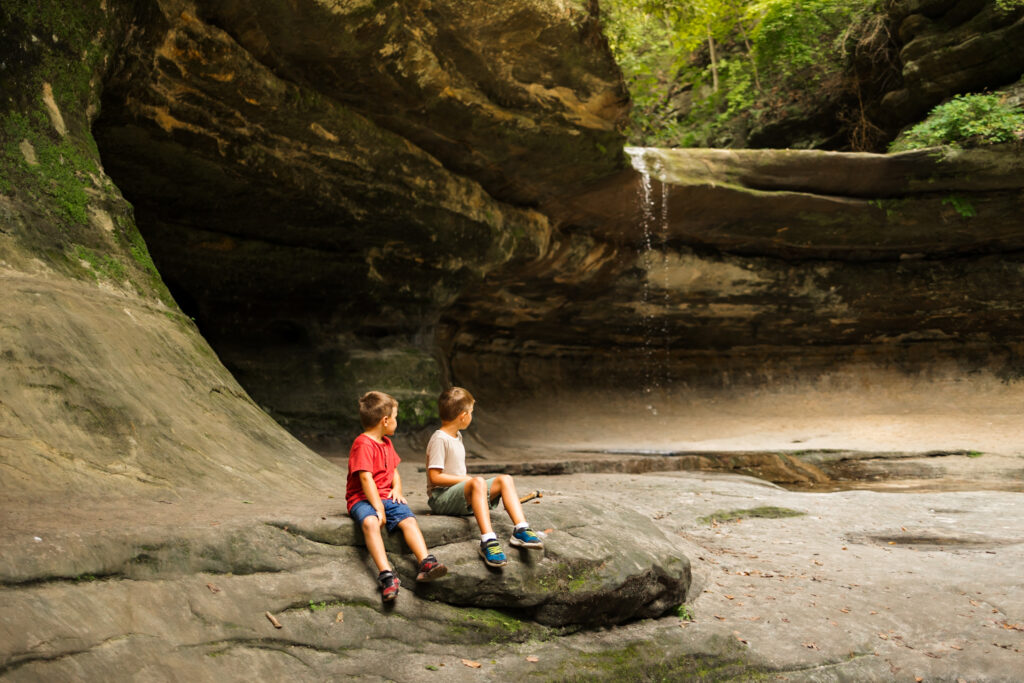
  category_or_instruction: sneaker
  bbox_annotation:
[416,554,448,581]
[378,570,400,602]
[509,527,544,549]
[478,539,508,567]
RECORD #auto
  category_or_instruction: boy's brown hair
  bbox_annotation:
[438,386,475,422]
[359,391,398,429]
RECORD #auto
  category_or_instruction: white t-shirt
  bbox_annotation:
[425,429,465,493]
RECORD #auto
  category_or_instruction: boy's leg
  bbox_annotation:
[464,476,495,535]
[492,475,544,549]
[396,516,429,562]
[490,474,526,526]
[395,515,448,581]
[361,516,391,572]
[352,501,401,601]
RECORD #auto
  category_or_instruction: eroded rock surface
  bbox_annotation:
[0,487,690,680]
[3,468,1022,681]
[448,144,1024,397]
[882,0,1024,127]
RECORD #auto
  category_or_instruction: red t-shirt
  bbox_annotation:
[345,433,401,511]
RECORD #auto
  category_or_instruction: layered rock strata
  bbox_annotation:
[883,0,1024,127]
[90,0,627,438]
[446,145,1024,397]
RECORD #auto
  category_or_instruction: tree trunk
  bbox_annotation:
[707,25,719,92]
[739,25,762,92]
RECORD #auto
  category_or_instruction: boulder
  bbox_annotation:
[0,493,689,680]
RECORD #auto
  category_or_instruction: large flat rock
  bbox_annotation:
[3,466,1022,680]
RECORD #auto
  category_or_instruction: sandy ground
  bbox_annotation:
[467,371,1024,458]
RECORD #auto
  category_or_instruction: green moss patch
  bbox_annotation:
[698,507,805,525]
[550,640,772,682]
[446,606,540,645]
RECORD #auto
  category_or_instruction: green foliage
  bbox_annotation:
[889,94,1024,152]
[942,195,976,219]
[752,0,871,83]
[602,0,879,147]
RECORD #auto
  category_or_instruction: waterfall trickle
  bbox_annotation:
[626,147,672,408]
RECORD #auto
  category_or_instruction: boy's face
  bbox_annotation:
[382,406,398,436]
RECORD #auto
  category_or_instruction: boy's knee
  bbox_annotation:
[468,476,486,491]
[496,474,514,487]
[361,516,379,533]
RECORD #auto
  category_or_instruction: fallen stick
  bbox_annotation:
[519,490,542,504]
[265,611,282,629]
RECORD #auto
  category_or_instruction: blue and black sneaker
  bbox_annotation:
[479,539,508,567]
[509,527,544,549]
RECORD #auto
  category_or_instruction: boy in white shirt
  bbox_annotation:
[425,387,543,567]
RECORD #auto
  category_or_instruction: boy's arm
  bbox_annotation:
[358,471,387,527]
[388,470,408,504]
[427,468,472,488]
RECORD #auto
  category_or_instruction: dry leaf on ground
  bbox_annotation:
[525,656,539,663]
[461,659,482,669]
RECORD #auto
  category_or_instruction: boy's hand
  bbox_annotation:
[387,490,408,505]
[375,505,386,527]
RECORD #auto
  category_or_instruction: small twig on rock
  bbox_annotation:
[265,611,282,629]
[519,490,542,504]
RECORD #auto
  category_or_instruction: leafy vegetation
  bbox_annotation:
[888,93,1024,152]
[602,0,887,148]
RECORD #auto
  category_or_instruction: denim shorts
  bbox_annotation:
[349,499,415,532]
[428,477,499,516]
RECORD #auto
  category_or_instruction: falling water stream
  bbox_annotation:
[626,147,672,413]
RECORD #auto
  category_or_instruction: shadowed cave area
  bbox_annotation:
[86,0,1024,457]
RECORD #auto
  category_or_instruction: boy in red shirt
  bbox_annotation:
[346,391,447,601]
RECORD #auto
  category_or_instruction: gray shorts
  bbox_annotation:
[428,477,500,516]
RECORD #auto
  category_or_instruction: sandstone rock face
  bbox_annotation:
[0,1,345,503]
[882,0,1024,128]
[447,145,1024,397]
[199,0,629,207]
[90,0,627,438]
